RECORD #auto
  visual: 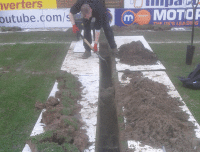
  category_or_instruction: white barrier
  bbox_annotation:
[0,8,115,28]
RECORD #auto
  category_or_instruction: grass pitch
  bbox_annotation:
[0,27,200,151]
[0,43,69,152]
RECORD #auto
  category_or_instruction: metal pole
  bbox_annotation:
[191,0,199,46]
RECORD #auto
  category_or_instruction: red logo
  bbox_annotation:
[135,10,151,25]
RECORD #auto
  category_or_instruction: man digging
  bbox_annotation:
[69,0,118,59]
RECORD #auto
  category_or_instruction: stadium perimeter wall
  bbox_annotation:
[0,0,200,28]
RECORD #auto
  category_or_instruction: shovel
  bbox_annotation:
[77,32,108,66]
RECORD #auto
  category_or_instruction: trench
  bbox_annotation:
[95,43,120,152]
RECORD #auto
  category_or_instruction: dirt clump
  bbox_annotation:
[74,131,90,151]
[45,96,59,107]
[55,90,62,99]
[35,101,45,110]
[35,97,59,110]
[117,41,158,66]
[116,72,200,152]
[31,72,89,152]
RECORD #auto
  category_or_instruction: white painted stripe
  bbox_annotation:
[128,140,163,152]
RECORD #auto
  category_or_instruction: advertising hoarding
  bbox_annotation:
[0,0,57,11]
[124,0,200,9]
[115,8,200,27]
[0,9,71,28]
[0,0,122,11]
[0,8,115,28]
[1,0,200,28]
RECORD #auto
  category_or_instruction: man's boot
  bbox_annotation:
[82,50,91,59]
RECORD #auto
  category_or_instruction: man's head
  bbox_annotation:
[81,4,92,20]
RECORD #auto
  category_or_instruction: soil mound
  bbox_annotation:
[117,41,158,66]
[31,72,90,152]
[116,72,200,152]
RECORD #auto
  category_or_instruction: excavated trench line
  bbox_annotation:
[95,43,120,152]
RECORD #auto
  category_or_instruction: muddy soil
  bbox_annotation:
[116,72,200,152]
[32,72,90,151]
[30,34,199,151]
[113,39,200,151]
[117,41,158,66]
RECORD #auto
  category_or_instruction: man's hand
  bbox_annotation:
[93,43,98,52]
[93,30,100,52]
[73,24,79,33]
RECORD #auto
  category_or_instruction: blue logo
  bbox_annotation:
[121,10,135,25]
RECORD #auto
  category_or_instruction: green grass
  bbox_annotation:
[0,43,69,152]
[28,131,65,152]
[27,71,80,151]
[0,29,76,44]
[1,27,200,151]
[151,43,200,124]
[63,143,79,152]
[37,142,64,152]
[0,26,22,32]
[114,27,200,44]
[64,118,78,131]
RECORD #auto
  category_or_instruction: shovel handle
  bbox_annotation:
[78,32,108,65]
[79,32,94,51]
[83,39,94,51]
